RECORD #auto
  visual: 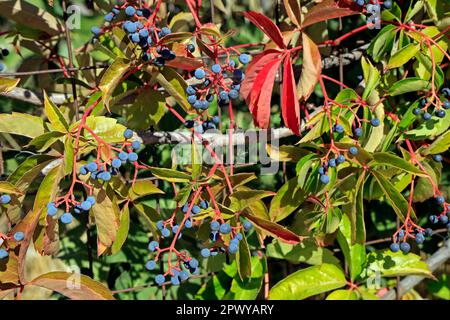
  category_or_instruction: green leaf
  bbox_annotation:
[0,1,62,36]
[389,78,430,96]
[336,214,366,281]
[149,167,192,183]
[371,170,415,221]
[225,257,266,300]
[0,77,20,93]
[0,113,44,138]
[326,289,358,300]
[128,179,164,201]
[27,131,65,152]
[422,131,450,155]
[371,152,426,176]
[367,25,397,62]
[99,57,132,109]
[30,272,115,300]
[82,116,127,143]
[361,57,380,100]
[63,136,74,176]
[266,239,339,266]
[125,89,166,130]
[428,274,450,300]
[269,177,307,222]
[366,250,432,278]
[387,43,420,69]
[269,264,347,300]
[0,181,22,195]
[33,165,64,212]
[236,233,252,281]
[90,188,120,255]
[44,91,69,132]
[111,203,130,254]
[191,140,202,181]
[229,190,274,212]
[154,67,191,112]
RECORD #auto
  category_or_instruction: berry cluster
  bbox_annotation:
[92,1,179,66]
[429,196,450,228]
[412,90,450,121]
[200,219,253,258]
[353,0,392,10]
[186,53,249,111]
[390,228,432,254]
[46,128,143,226]
[0,47,9,72]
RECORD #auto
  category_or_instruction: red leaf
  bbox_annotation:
[243,11,286,49]
[298,33,322,101]
[240,50,282,103]
[249,58,282,129]
[302,0,360,28]
[281,58,301,136]
[243,213,303,245]
[165,56,203,71]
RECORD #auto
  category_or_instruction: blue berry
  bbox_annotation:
[383,0,392,8]
[318,166,325,175]
[194,68,206,79]
[0,249,9,259]
[320,175,330,184]
[437,196,446,205]
[47,205,58,217]
[145,260,156,270]
[161,27,172,36]
[87,162,98,172]
[371,118,381,127]
[80,201,92,211]
[187,95,197,105]
[172,225,179,234]
[171,276,180,285]
[328,159,336,167]
[148,240,159,252]
[123,129,134,139]
[86,196,96,205]
[201,248,211,258]
[228,89,239,100]
[189,258,199,269]
[415,233,425,244]
[155,274,165,285]
[228,243,238,254]
[0,63,5,72]
[211,64,222,74]
[390,243,399,252]
[79,166,88,175]
[156,220,164,230]
[400,242,411,253]
[210,221,220,231]
[349,147,358,155]
[212,116,220,124]
[186,86,196,95]
[179,270,189,281]
[337,155,346,164]
[423,112,432,121]
[187,44,195,53]
[429,215,438,224]
[13,231,24,242]
[435,109,446,118]
[105,12,114,22]
[440,215,449,224]
[433,154,443,162]
[131,141,141,150]
[60,213,73,225]
[99,171,111,181]
[125,6,136,16]
[192,205,201,214]
[91,27,101,36]
[118,152,128,161]
[0,194,11,204]
[200,200,209,209]
[112,158,122,168]
[443,101,450,109]
[131,33,140,43]
[334,124,344,134]
[425,228,433,237]
[182,204,189,214]
[413,108,422,115]
[184,219,193,228]
[354,127,363,137]
[243,221,252,231]
[161,228,170,237]
[421,98,428,106]
[239,54,251,64]
[139,28,149,38]
[219,223,232,234]
[128,152,138,162]
[235,233,243,241]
